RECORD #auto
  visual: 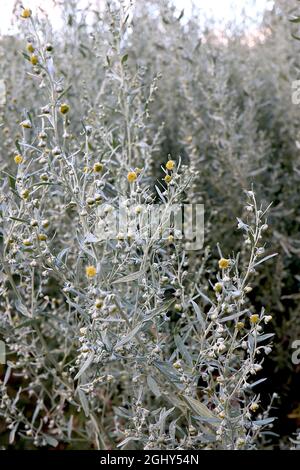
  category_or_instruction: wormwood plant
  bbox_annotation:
[0,2,277,450]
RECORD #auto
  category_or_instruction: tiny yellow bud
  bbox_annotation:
[59,103,70,114]
[21,189,29,199]
[93,162,103,173]
[173,360,182,369]
[14,154,23,164]
[167,235,174,243]
[164,174,172,184]
[250,403,259,412]
[218,258,230,269]
[127,171,137,183]
[26,43,35,53]
[214,282,223,293]
[250,314,259,324]
[95,299,103,309]
[42,219,49,228]
[85,265,97,278]
[236,321,245,330]
[166,160,175,171]
[38,233,47,241]
[21,8,32,19]
[23,239,32,246]
[30,54,38,65]
[20,120,32,129]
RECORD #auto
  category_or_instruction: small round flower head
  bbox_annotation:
[250,314,259,324]
[86,197,95,206]
[14,154,23,164]
[164,174,172,184]
[85,265,97,278]
[218,258,230,269]
[236,321,245,330]
[38,233,47,241]
[59,103,70,115]
[21,189,29,199]
[42,219,49,228]
[21,8,32,19]
[20,119,32,129]
[30,55,38,65]
[166,160,175,171]
[264,315,272,324]
[214,282,223,293]
[93,162,103,173]
[23,239,32,246]
[167,234,174,243]
[250,403,259,412]
[26,43,35,53]
[52,146,61,156]
[127,171,137,183]
[95,299,103,309]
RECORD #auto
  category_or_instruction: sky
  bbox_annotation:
[0,0,275,35]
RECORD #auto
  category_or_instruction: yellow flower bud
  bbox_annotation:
[250,314,259,324]
[20,120,32,129]
[59,103,70,114]
[250,403,259,412]
[95,299,103,309]
[21,8,32,19]
[21,189,29,199]
[38,234,47,241]
[166,160,175,171]
[214,282,223,293]
[85,265,97,278]
[14,154,23,164]
[26,43,35,53]
[127,171,137,183]
[164,174,172,184]
[218,258,230,269]
[30,55,38,65]
[93,162,103,173]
